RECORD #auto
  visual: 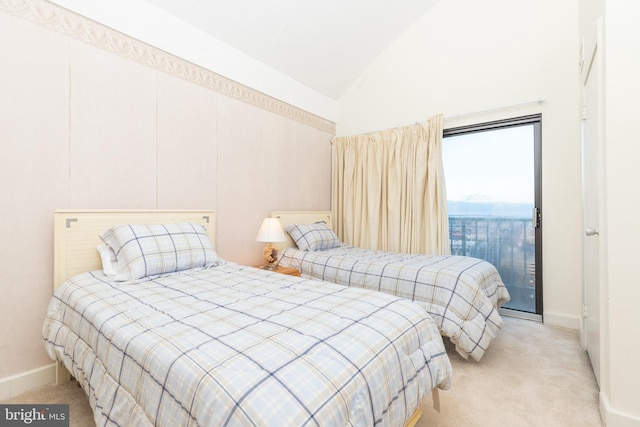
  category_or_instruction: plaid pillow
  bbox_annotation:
[100,223,220,281]
[285,221,341,251]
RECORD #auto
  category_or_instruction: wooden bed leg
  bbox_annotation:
[432,388,441,412]
[404,390,443,427]
[404,406,423,427]
[55,361,71,385]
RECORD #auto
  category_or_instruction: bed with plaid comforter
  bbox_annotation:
[43,262,452,427]
[279,246,510,361]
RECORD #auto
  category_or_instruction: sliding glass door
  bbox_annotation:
[442,115,542,316]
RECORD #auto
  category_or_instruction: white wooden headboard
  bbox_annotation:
[271,211,332,250]
[51,209,215,385]
[53,209,216,289]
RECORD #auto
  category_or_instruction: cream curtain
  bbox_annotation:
[331,114,450,255]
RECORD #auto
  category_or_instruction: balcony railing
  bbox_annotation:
[449,216,535,312]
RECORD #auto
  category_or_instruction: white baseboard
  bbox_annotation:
[0,364,56,401]
[601,391,640,427]
[543,312,580,330]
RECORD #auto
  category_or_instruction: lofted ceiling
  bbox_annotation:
[142,0,440,99]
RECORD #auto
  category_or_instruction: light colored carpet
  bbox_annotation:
[3,317,602,426]
[418,317,602,427]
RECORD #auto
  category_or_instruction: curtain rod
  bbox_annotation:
[332,98,546,141]
[444,98,545,121]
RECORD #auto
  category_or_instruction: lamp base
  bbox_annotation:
[262,243,279,269]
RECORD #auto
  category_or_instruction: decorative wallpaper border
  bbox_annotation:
[0,0,336,134]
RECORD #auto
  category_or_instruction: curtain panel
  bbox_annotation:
[331,114,450,255]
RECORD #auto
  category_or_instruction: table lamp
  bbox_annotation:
[255,218,287,270]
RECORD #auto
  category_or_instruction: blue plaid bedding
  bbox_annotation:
[279,246,511,361]
[43,262,452,427]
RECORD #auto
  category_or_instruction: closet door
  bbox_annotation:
[580,22,603,386]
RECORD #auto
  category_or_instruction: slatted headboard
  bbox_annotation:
[51,209,215,385]
[270,211,332,250]
[53,209,216,289]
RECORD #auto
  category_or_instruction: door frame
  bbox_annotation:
[444,114,543,316]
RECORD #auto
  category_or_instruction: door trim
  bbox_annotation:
[499,307,542,322]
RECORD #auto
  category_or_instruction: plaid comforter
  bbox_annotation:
[279,246,511,361]
[43,262,452,427]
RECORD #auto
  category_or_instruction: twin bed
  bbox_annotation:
[272,211,511,362]
[43,210,452,427]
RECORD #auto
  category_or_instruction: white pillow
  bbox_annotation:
[96,244,117,277]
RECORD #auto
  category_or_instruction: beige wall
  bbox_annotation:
[0,7,332,382]
[47,0,337,121]
[337,0,582,329]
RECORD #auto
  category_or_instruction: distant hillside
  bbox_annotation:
[448,201,533,218]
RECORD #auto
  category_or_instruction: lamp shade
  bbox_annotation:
[255,218,287,243]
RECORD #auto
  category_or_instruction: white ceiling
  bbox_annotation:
[142,0,440,99]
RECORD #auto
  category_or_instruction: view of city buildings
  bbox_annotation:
[448,203,535,313]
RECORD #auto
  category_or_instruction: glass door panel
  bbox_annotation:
[443,117,541,314]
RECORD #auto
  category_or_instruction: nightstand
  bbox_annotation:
[255,265,300,276]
